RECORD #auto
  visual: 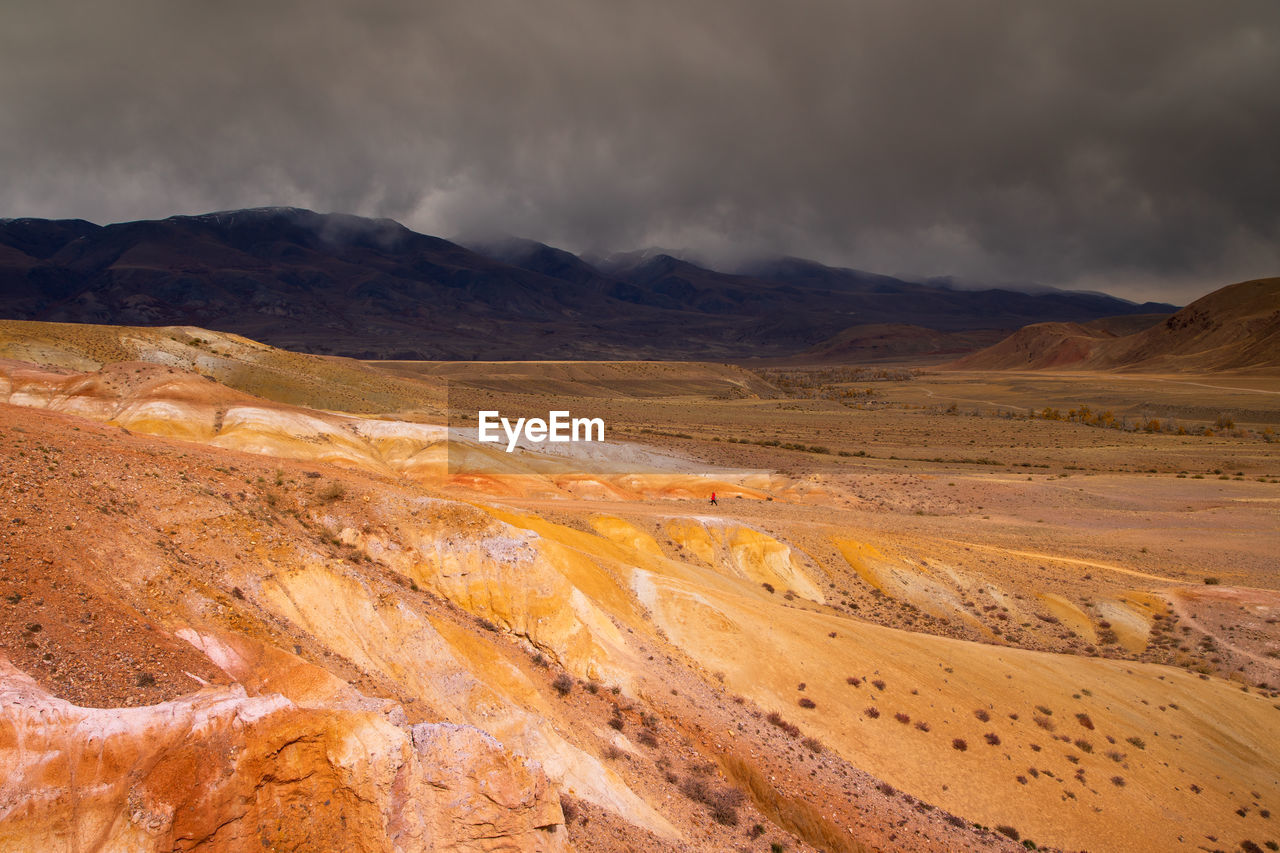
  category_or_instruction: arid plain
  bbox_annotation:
[1,320,1278,853]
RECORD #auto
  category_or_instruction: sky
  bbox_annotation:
[2,1,1278,304]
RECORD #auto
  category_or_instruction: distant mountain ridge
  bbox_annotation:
[0,207,1177,360]
[950,278,1280,373]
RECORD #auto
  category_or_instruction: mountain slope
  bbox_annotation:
[790,324,1009,364]
[2,208,1175,360]
[950,277,1280,372]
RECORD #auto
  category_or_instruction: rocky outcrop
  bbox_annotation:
[0,656,569,853]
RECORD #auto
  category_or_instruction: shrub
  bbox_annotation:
[1126,736,1146,749]
[984,732,1001,746]
[802,736,823,753]
[552,674,574,696]
[680,776,745,826]
[608,716,624,731]
[318,481,346,502]
[952,738,968,751]
[914,720,930,732]
[846,676,861,686]
[559,794,579,824]
[872,679,886,691]
[1033,715,1055,731]
[1075,712,1094,730]
[1074,739,1093,753]
[1110,775,1125,786]
[1203,577,1221,585]
[864,707,880,719]
[637,729,658,747]
[136,672,156,688]
[766,712,800,737]
[894,712,911,724]
[996,825,1020,841]
[798,697,816,709]
[974,709,990,722]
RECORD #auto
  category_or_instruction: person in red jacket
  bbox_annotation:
[709,491,718,506]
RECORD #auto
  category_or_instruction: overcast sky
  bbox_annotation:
[2,2,1277,303]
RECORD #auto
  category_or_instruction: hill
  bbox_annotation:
[951,278,1279,373]
[0,208,1175,360]
[3,325,1279,852]
[787,323,1009,364]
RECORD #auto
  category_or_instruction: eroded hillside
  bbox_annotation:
[2,325,1279,853]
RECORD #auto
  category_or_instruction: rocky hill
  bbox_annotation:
[951,278,1280,373]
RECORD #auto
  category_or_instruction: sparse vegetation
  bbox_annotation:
[559,794,579,824]
[766,712,801,737]
[317,481,346,502]
[680,776,746,826]
[992,824,1020,842]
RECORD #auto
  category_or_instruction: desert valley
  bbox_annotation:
[1,265,1278,852]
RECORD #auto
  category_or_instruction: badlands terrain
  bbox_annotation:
[1,319,1279,852]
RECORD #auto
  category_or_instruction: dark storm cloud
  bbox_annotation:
[2,1,1278,302]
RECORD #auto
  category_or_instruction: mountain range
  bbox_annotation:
[0,208,1175,360]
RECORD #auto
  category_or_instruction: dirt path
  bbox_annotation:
[1164,590,1280,669]
[918,386,1030,410]
[1112,374,1280,396]
[940,540,1196,586]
